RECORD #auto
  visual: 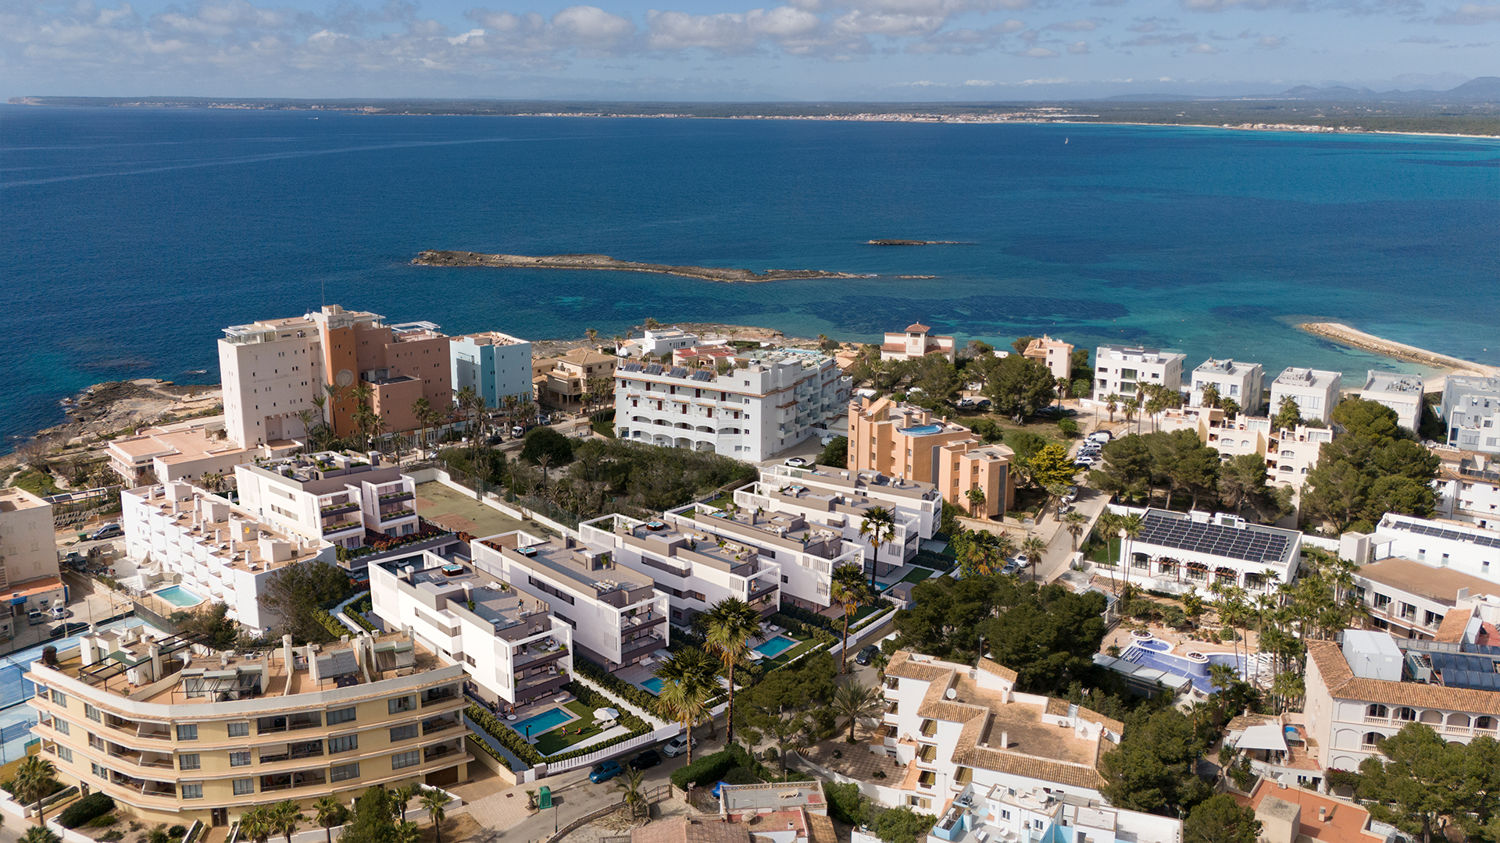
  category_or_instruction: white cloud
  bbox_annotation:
[1068,39,1090,52]
[963,77,996,85]
[1435,2,1500,21]
[1189,41,1218,51]
[1022,45,1057,55]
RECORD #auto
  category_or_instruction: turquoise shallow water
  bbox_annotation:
[2,105,1497,448]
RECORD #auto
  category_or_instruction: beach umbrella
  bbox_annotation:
[594,707,620,721]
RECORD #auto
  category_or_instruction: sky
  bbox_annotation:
[1,0,1495,101]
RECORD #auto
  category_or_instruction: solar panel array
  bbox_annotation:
[1389,519,1500,550]
[692,370,714,382]
[1137,512,1293,564]
[1431,650,1500,691]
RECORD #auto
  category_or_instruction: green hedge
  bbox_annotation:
[670,746,747,789]
[774,605,838,634]
[467,681,652,768]
[467,704,544,766]
[573,655,660,714]
[311,608,348,640]
[59,792,116,829]
[563,680,648,732]
[344,594,377,632]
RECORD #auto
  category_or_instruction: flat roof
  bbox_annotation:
[126,484,329,574]
[1273,367,1341,388]
[482,532,654,596]
[1134,509,1299,566]
[1359,557,1500,605]
[1363,370,1425,395]
[0,487,49,513]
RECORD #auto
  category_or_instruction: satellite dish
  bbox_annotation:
[335,369,355,388]
[945,688,957,700]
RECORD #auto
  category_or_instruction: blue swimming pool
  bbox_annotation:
[153,585,205,608]
[898,424,944,436]
[513,707,572,737]
[1122,640,1247,694]
[641,677,665,695]
[754,635,797,658]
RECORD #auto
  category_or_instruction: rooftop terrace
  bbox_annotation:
[479,531,656,600]
[127,484,328,574]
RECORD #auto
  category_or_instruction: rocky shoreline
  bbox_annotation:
[413,250,867,284]
[1297,322,1499,377]
[866,239,962,246]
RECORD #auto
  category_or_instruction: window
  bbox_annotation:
[1395,707,1417,722]
[179,754,200,771]
[84,704,101,723]
[390,724,418,743]
[176,724,198,741]
[327,707,357,726]
[182,783,203,800]
[51,690,67,707]
[55,746,72,763]
[331,762,361,783]
[233,778,255,796]
[228,722,249,738]
[389,696,417,715]
[391,750,421,770]
[328,735,359,755]
[230,751,252,767]
[91,762,108,778]
[53,719,69,736]
[1366,704,1388,719]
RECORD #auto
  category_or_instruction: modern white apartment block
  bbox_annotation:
[1351,555,1499,640]
[1120,508,1303,595]
[107,416,259,488]
[450,331,534,408]
[234,451,418,551]
[1091,346,1184,401]
[881,323,957,364]
[1188,358,1264,415]
[1269,367,1342,423]
[1021,335,1074,382]
[0,487,65,634]
[121,482,336,633]
[1436,452,1500,530]
[614,349,852,462]
[368,553,573,707]
[928,786,1182,843]
[578,514,782,626]
[660,502,864,610]
[618,328,702,359]
[874,651,1122,814]
[1368,512,1500,583]
[28,626,468,828]
[470,530,670,671]
[763,464,942,538]
[1361,370,1425,433]
[219,314,326,449]
[1304,629,1500,773]
[1440,375,1500,455]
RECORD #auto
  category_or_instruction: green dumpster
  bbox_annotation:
[539,786,553,809]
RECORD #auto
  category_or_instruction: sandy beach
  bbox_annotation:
[1298,322,1499,382]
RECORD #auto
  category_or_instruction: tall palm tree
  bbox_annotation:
[964,487,986,518]
[392,783,418,822]
[13,755,56,828]
[858,506,897,590]
[1044,482,1071,521]
[1021,534,1047,581]
[239,805,274,843]
[615,768,648,818]
[1095,510,1123,593]
[1104,393,1121,423]
[831,680,883,742]
[1063,510,1088,551]
[269,800,303,843]
[419,788,453,843]
[653,647,719,761]
[312,796,348,843]
[702,597,762,748]
[830,565,875,673]
[1119,512,1144,590]
[411,397,433,450]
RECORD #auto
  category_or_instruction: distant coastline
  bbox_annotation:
[412,250,869,284]
[1297,322,1500,377]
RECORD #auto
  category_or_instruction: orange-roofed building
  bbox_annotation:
[881,322,956,364]
[1245,779,1391,843]
[1022,335,1074,382]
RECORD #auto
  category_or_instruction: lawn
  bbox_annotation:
[591,418,617,438]
[703,493,735,510]
[414,481,529,536]
[897,567,935,585]
[531,700,607,755]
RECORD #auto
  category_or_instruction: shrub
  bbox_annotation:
[58,792,116,828]
[467,704,544,766]
[723,767,762,785]
[823,781,869,826]
[86,814,119,828]
[671,747,746,789]
[168,826,187,839]
[311,608,348,641]
[102,832,125,842]
[1057,418,1080,438]
[572,656,658,713]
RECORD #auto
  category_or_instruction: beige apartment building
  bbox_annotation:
[0,487,65,638]
[880,323,956,364]
[1022,335,1074,382]
[534,347,618,408]
[28,626,468,828]
[848,397,1014,518]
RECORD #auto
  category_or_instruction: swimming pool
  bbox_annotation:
[641,677,666,695]
[898,424,945,436]
[1122,638,1247,694]
[513,707,572,738]
[153,585,205,608]
[754,635,797,658]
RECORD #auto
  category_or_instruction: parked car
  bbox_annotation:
[663,735,693,758]
[1087,431,1112,444]
[1000,561,1020,576]
[1012,553,1030,568]
[589,760,624,783]
[855,644,880,666]
[27,610,44,626]
[630,749,662,770]
[1063,485,1079,503]
[784,457,809,468]
[1057,503,1075,516]
[50,606,68,621]
[89,523,122,541]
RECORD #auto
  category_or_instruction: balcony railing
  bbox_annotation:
[320,501,360,516]
[378,490,415,503]
[321,518,362,533]
[421,686,459,707]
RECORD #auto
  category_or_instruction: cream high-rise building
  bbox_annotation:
[27,626,468,829]
[0,487,65,638]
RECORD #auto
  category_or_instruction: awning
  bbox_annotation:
[594,707,620,721]
[1236,722,1288,753]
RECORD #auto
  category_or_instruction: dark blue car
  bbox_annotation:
[589,760,623,783]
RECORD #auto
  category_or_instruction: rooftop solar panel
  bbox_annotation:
[1136,511,1294,564]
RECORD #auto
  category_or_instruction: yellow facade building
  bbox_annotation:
[847,397,1014,518]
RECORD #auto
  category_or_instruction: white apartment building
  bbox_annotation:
[219,315,326,449]
[614,350,852,462]
[1361,371,1425,433]
[1440,375,1500,455]
[763,464,942,538]
[661,502,864,610]
[1305,629,1500,773]
[1168,408,1334,490]
[1188,358,1264,415]
[928,787,1182,843]
[881,323,957,364]
[873,651,1122,814]
[1021,335,1074,382]
[1091,346,1185,402]
[1270,367,1342,423]
[107,416,260,488]
[578,514,782,627]
[733,477,927,577]
[450,331,533,408]
[368,553,573,708]
[618,328,702,359]
[235,451,418,551]
[470,531,670,671]
[122,482,336,633]
[0,488,65,635]
[1352,555,1499,640]
[1368,512,1500,583]
[1120,508,1303,595]
[1436,452,1500,529]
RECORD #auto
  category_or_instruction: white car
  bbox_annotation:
[1087,431,1112,445]
[662,735,694,757]
[50,606,68,621]
[784,457,809,468]
[1012,553,1031,568]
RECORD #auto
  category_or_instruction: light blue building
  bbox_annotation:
[450,331,534,408]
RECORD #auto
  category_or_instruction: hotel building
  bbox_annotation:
[0,487,65,638]
[234,451,418,551]
[1188,358,1264,415]
[881,323,957,364]
[1435,451,1500,530]
[848,397,1014,519]
[615,350,851,462]
[27,626,468,828]
[450,331,534,408]
[1020,335,1075,383]
[368,553,573,708]
[1361,370,1425,433]
[470,531,670,671]
[1440,375,1500,456]
[1269,367,1342,423]
[578,514,782,626]
[1119,508,1303,595]
[121,482,335,634]
[106,416,258,489]
[1091,346,1185,402]
[534,347,618,409]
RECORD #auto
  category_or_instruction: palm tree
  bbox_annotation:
[765,711,811,780]
[200,471,225,493]
[653,647,720,761]
[1021,534,1047,581]
[1096,510,1123,593]
[239,805,274,843]
[831,680,883,743]
[830,564,875,673]
[412,397,433,450]
[702,597,762,748]
[1119,512,1144,589]
[585,327,599,348]
[21,828,60,843]
[616,768,648,818]
[964,487,986,518]
[13,755,57,829]
[420,788,453,843]
[392,783,418,822]
[858,506,898,590]
[1063,510,1088,551]
[1044,482,1071,521]
[269,800,303,843]
[1105,393,1121,423]
[312,796,348,843]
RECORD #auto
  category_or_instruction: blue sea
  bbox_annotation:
[2,105,1498,449]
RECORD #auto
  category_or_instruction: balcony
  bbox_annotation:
[621,633,667,663]
[259,770,327,793]
[514,646,568,670]
[258,740,325,764]
[378,490,415,504]
[421,686,459,708]
[422,716,462,736]
[319,501,361,517]
[378,506,416,522]
[620,613,666,636]
[257,713,323,735]
[321,518,363,535]
[424,740,464,763]
[106,746,175,770]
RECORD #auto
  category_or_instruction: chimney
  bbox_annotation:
[1318,807,1329,823]
[282,633,295,669]
[307,645,321,681]
[999,731,1009,749]
[148,642,162,679]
